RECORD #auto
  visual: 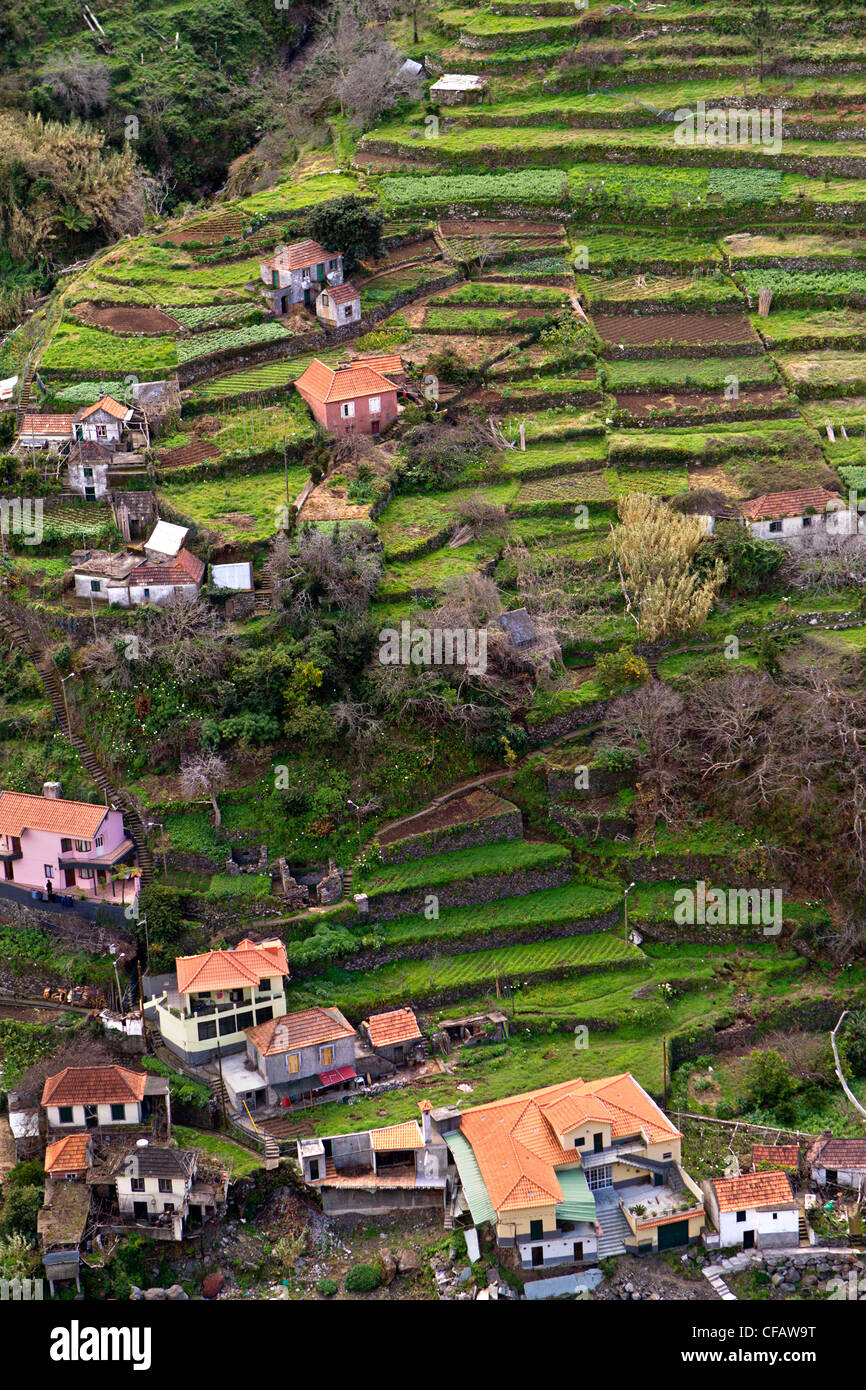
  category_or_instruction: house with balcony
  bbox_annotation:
[111,1144,228,1240]
[259,239,344,314]
[0,785,140,901]
[444,1072,705,1270]
[152,938,290,1066]
[225,1006,358,1114]
[297,1101,450,1218]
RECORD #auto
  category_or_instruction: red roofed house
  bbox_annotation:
[806,1133,866,1190]
[106,547,205,607]
[316,282,362,327]
[740,488,857,542]
[0,783,140,901]
[152,938,290,1065]
[702,1171,799,1250]
[297,1108,450,1216]
[41,1065,149,1131]
[259,239,344,314]
[224,1006,358,1114]
[360,1007,424,1066]
[44,1133,93,1181]
[16,414,76,451]
[294,358,400,437]
[76,395,133,449]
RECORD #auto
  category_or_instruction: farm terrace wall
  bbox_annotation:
[379,807,524,864]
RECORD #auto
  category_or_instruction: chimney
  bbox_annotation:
[419,1099,432,1146]
[43,781,62,800]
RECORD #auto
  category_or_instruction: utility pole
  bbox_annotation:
[284,438,290,509]
[90,591,98,640]
[663,1036,668,1112]
[623,880,636,942]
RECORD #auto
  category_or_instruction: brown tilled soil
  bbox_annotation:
[157,215,244,246]
[593,312,758,346]
[439,219,564,238]
[73,302,181,335]
[377,787,514,846]
[362,239,440,270]
[157,439,222,468]
[615,387,790,418]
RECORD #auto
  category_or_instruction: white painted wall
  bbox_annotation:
[717,1204,799,1248]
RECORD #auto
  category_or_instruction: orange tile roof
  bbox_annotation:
[0,790,107,840]
[752,1144,799,1169]
[246,1007,354,1055]
[261,239,338,271]
[364,1007,422,1048]
[42,1065,147,1108]
[323,282,360,305]
[459,1073,681,1215]
[740,487,843,521]
[45,1133,91,1174]
[712,1171,795,1213]
[20,414,74,435]
[370,1121,424,1152]
[295,358,395,404]
[127,547,205,588]
[79,395,129,421]
[352,353,404,378]
[175,938,289,994]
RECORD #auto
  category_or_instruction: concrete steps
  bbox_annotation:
[595,1200,630,1257]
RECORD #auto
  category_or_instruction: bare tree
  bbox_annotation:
[605,682,686,829]
[39,52,111,117]
[180,751,228,829]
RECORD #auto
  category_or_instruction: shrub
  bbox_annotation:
[596,645,650,694]
[317,1276,338,1296]
[345,1262,381,1293]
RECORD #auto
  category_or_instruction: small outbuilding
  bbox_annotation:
[702,1171,799,1250]
[429,73,489,105]
[316,282,362,327]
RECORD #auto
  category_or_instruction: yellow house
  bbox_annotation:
[446,1072,705,1270]
[152,937,289,1066]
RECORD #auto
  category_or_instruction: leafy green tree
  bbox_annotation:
[744,1048,797,1118]
[305,196,383,272]
[0,1185,43,1241]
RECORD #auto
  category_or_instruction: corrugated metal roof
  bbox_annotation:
[445,1130,496,1226]
[554,1165,597,1223]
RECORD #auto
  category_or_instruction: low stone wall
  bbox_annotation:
[0,893,135,955]
[526,700,610,746]
[548,806,633,840]
[184,892,281,930]
[618,852,786,887]
[366,858,572,922]
[379,808,523,864]
[546,765,634,799]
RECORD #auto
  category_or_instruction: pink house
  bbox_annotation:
[0,785,140,902]
[294,358,400,437]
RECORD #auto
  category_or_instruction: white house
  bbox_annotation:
[67,440,113,500]
[806,1135,866,1192]
[740,488,858,542]
[316,282,361,327]
[429,73,489,105]
[76,395,133,448]
[258,239,344,314]
[702,1171,799,1250]
[72,548,140,600]
[114,1143,227,1238]
[41,1065,148,1130]
[16,414,75,451]
[107,546,205,607]
[0,375,18,403]
[210,561,252,591]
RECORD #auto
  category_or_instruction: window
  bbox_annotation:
[197,1020,217,1042]
[320,1045,335,1067]
[736,1210,746,1223]
[83,467,93,479]
[77,867,94,879]
[158,1178,173,1194]
[58,1106,74,1124]
[768,520,782,533]
[826,1169,838,1183]
[587,1165,612,1191]
[286,1053,300,1074]
[110,1103,125,1121]
[60,838,72,852]
[44,865,54,879]
[321,293,329,306]
[235,1010,253,1032]
[90,580,101,592]
[593,1131,604,1153]
[256,1006,273,1025]
[772,1213,778,1220]
[662,1151,672,1159]
[163,1202,173,1213]
[341,401,355,419]
[343,305,353,320]
[130,1177,145,1193]
[368,396,381,415]
[75,840,91,852]
[574,1136,585,1147]
[529,1219,543,1241]
[144,588,150,598]
[96,425,108,438]
[95,836,103,848]
[802,516,813,527]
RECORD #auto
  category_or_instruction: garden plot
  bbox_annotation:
[755,309,866,353]
[377,484,518,558]
[70,303,182,334]
[422,304,561,334]
[572,230,723,274]
[723,232,866,269]
[576,274,743,314]
[604,355,778,394]
[40,321,178,378]
[513,472,612,512]
[378,536,504,603]
[492,437,608,480]
[155,439,222,470]
[158,465,312,543]
[614,388,793,422]
[775,351,866,399]
[736,269,866,309]
[429,282,568,307]
[188,349,345,404]
[438,218,565,240]
[593,312,760,349]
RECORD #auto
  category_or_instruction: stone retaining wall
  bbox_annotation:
[379,808,523,864]
[366,858,572,922]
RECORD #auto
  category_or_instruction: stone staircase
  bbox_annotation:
[595,1199,631,1258]
[14,364,36,432]
[258,1112,314,1142]
[0,604,155,885]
